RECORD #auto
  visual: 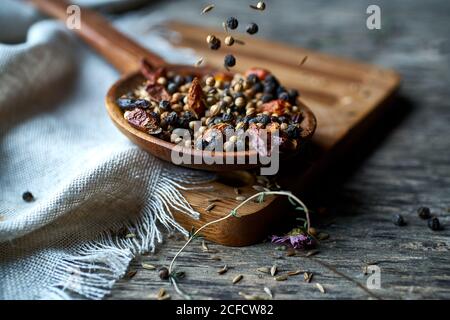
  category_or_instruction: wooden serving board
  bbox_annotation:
[164,22,400,246]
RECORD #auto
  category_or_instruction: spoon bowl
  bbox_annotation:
[105,65,317,171]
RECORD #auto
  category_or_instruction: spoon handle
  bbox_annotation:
[29,0,166,74]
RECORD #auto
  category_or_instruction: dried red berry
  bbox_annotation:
[124,108,160,134]
[245,68,270,81]
[260,99,291,116]
[187,77,205,118]
[146,84,171,102]
[140,59,166,85]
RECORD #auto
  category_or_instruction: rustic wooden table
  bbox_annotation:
[106,0,450,300]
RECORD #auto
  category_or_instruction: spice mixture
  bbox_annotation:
[117,62,307,153]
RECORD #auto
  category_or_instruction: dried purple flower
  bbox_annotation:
[271,228,316,249]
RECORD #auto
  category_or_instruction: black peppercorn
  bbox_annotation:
[173,75,185,86]
[209,38,221,50]
[222,113,234,123]
[428,217,441,231]
[263,83,277,94]
[256,114,271,126]
[224,54,236,68]
[278,92,290,101]
[393,214,406,226]
[261,94,274,103]
[226,17,239,30]
[159,100,171,111]
[159,267,170,280]
[417,207,431,220]
[166,111,178,126]
[286,125,301,139]
[247,74,259,84]
[167,83,178,94]
[246,23,259,35]
[253,82,264,93]
[22,191,34,202]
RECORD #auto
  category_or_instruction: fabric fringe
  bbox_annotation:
[42,168,216,300]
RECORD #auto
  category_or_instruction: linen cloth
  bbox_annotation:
[0,0,210,299]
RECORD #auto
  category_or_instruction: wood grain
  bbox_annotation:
[105,0,450,300]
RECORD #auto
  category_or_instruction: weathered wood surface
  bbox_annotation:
[104,0,450,299]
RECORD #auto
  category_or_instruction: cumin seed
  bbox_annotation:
[232,274,243,284]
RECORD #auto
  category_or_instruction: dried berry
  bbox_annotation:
[417,207,431,220]
[224,54,236,69]
[146,84,171,102]
[166,111,178,126]
[22,191,34,202]
[428,217,441,231]
[286,125,301,139]
[393,214,406,226]
[140,59,166,85]
[187,77,205,118]
[246,23,259,35]
[116,98,150,110]
[226,17,238,30]
[158,267,169,280]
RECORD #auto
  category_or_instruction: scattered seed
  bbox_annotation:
[195,57,204,67]
[158,267,169,280]
[125,270,137,279]
[418,207,431,219]
[235,196,246,201]
[205,203,216,212]
[22,191,34,202]
[158,293,171,300]
[316,283,326,293]
[299,56,308,67]
[125,233,136,238]
[308,227,318,237]
[286,249,296,257]
[393,214,406,226]
[239,292,266,300]
[304,272,313,283]
[201,240,209,252]
[428,217,441,231]
[287,270,302,276]
[264,287,273,299]
[141,263,156,270]
[234,188,241,195]
[257,267,270,274]
[274,275,288,281]
[218,265,228,275]
[232,274,243,284]
[317,232,330,241]
[156,287,166,299]
[201,4,215,14]
[306,250,320,257]
[234,39,245,45]
[270,265,277,276]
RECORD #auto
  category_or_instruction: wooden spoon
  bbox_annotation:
[29,0,317,171]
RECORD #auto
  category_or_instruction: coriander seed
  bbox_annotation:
[246,23,259,35]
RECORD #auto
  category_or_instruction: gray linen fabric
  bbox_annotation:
[0,0,209,299]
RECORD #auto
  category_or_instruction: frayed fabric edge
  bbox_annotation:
[40,169,216,300]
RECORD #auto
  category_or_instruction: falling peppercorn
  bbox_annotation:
[428,217,441,231]
[159,267,170,280]
[393,214,406,226]
[209,37,221,50]
[224,54,236,69]
[246,23,259,35]
[417,207,431,220]
[226,17,239,30]
[22,191,34,202]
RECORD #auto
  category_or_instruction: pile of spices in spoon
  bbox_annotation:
[117,60,307,154]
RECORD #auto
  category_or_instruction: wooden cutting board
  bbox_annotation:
[163,21,400,246]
